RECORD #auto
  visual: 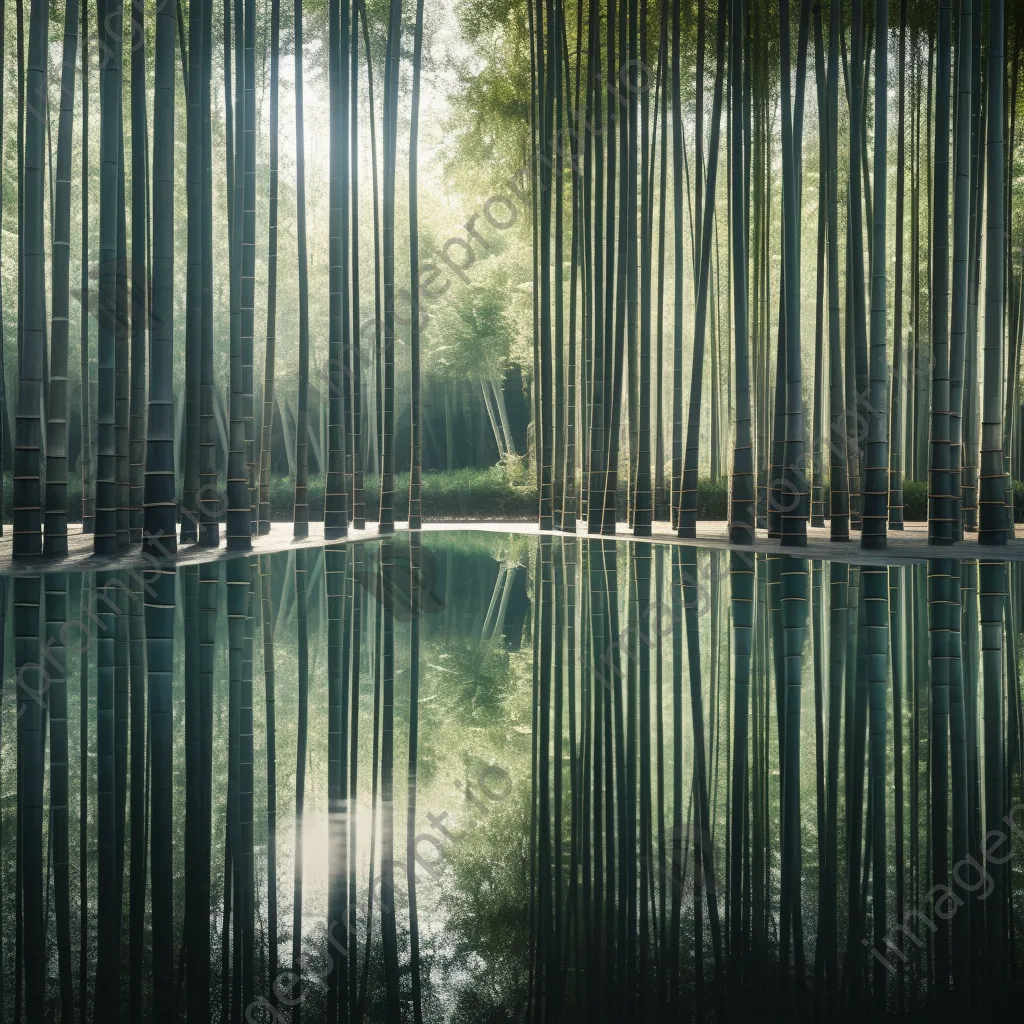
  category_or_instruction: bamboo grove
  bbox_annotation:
[2,537,1024,1017]
[2,0,1024,562]
[1,0,428,559]
[531,0,1022,550]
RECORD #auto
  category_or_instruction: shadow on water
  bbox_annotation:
[1,532,1024,1021]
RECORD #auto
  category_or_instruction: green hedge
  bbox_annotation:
[4,470,1022,525]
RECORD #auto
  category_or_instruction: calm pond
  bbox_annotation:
[2,531,1023,1021]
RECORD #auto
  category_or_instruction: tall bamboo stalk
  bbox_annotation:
[889,0,908,529]
[929,0,954,545]
[408,0,425,530]
[43,0,79,556]
[980,0,1007,544]
[861,0,889,549]
[13,0,48,557]
[730,0,753,543]
[144,0,177,556]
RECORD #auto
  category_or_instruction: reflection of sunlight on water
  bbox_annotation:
[286,798,453,941]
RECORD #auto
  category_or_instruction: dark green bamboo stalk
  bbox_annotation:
[408,0,425,530]
[614,0,639,534]
[378,0,402,534]
[679,0,725,538]
[778,0,807,547]
[349,0,365,529]
[13,0,47,557]
[929,0,954,544]
[43,0,79,556]
[95,0,119,557]
[226,0,251,548]
[242,0,257,533]
[810,11,826,532]
[198,0,217,546]
[668,0,681,533]
[861,0,889,549]
[357,0,383,492]
[532,0,554,530]
[889,0,908,529]
[950,0,974,544]
[16,0,23,404]
[580,0,596,524]
[128,0,147,546]
[115,114,130,552]
[326,0,350,539]
[79,0,93,534]
[144,0,177,556]
[822,0,848,541]
[183,0,204,545]
[560,3,581,532]
[0,3,5,540]
[257,0,280,535]
[730,0,753,543]
[964,3,985,530]
[289,0,309,536]
[980,0,1007,544]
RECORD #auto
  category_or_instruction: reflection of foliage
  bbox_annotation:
[423,638,521,729]
[432,790,532,1023]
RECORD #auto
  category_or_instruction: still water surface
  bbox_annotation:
[1,532,1023,1021]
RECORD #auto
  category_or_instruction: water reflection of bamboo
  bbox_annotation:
[327,544,347,1024]
[146,565,175,1020]
[7,543,1024,1017]
[184,564,209,1021]
[980,558,1006,991]
[407,535,424,1024]
[46,571,74,1018]
[94,571,118,1020]
[348,542,365,1021]
[78,574,90,1018]
[258,553,278,998]
[291,547,310,1024]
[199,562,218,1012]
[928,558,954,996]
[128,568,146,1020]
[728,550,753,991]
[379,537,401,1021]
